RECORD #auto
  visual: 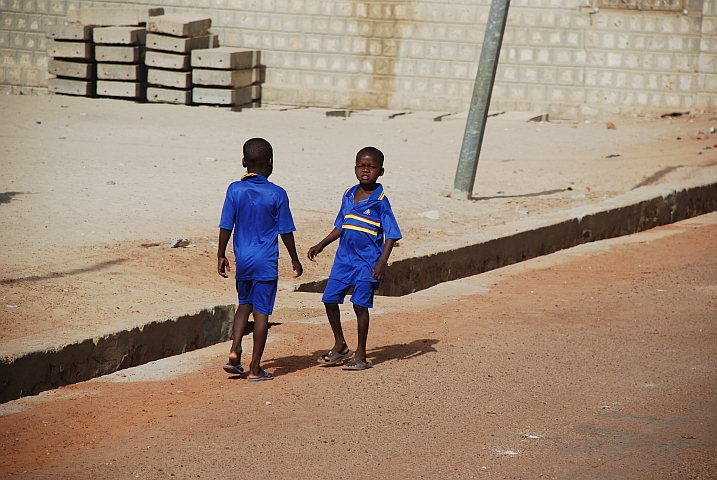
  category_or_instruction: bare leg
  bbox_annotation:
[324,303,349,354]
[248,310,269,378]
[228,303,253,366]
[353,304,370,362]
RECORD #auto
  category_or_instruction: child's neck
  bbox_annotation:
[354,182,379,204]
[247,167,271,178]
[358,182,379,192]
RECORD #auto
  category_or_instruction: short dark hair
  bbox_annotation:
[356,146,384,166]
[243,138,273,168]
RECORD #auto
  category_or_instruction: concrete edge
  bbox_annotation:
[298,180,717,296]
[0,305,236,404]
[1,180,715,404]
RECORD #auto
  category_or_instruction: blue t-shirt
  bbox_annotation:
[329,184,402,284]
[219,173,296,281]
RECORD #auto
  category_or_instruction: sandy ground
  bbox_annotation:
[0,213,714,479]
[1,95,716,351]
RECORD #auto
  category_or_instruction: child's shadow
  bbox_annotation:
[245,338,439,379]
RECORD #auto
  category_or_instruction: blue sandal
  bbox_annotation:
[247,370,274,382]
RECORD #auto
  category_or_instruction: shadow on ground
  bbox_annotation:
[225,338,439,379]
[1,258,127,284]
[0,191,27,205]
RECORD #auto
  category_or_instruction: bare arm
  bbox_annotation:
[372,238,396,281]
[217,228,232,278]
[280,232,303,278]
[307,228,341,262]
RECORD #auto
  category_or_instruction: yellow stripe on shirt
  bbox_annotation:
[378,191,385,201]
[344,214,380,227]
[342,224,378,236]
[241,173,258,180]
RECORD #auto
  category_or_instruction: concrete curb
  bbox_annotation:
[0,305,235,404]
[297,179,717,296]
[2,179,716,404]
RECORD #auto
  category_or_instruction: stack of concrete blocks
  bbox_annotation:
[45,7,164,100]
[191,47,263,109]
[46,24,95,97]
[94,27,148,101]
[144,14,216,105]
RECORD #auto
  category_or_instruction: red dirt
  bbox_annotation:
[0,214,715,479]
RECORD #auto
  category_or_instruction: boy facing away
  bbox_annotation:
[307,146,402,370]
[217,138,303,382]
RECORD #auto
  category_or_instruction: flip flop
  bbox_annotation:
[247,370,274,382]
[222,363,245,375]
[317,349,353,367]
[342,358,372,370]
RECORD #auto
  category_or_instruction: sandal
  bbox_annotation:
[342,358,372,370]
[222,363,245,375]
[247,370,274,382]
[317,348,353,367]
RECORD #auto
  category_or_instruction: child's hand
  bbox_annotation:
[217,256,231,278]
[372,260,387,281]
[292,259,304,278]
[307,245,323,262]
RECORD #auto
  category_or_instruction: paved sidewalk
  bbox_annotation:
[1,94,716,362]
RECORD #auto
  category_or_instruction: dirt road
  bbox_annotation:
[1,213,714,479]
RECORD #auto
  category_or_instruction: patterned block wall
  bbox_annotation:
[1,0,715,120]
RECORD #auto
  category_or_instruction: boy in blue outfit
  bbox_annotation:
[217,138,303,382]
[307,146,401,370]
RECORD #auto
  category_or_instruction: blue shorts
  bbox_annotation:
[236,279,278,315]
[322,278,377,309]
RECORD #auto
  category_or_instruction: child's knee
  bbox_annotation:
[352,303,369,314]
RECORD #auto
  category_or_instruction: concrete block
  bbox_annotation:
[254,64,266,84]
[148,68,192,88]
[96,79,146,99]
[48,58,95,78]
[251,84,261,100]
[97,63,146,81]
[145,50,190,70]
[147,14,211,38]
[191,47,259,69]
[192,85,252,105]
[95,45,144,63]
[192,67,253,87]
[145,32,217,53]
[147,86,192,104]
[66,7,164,26]
[93,26,146,45]
[48,77,94,95]
[46,39,92,59]
[45,24,93,40]
[230,100,262,111]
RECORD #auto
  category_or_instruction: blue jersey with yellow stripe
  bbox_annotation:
[329,184,402,284]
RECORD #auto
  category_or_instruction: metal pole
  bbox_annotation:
[452,0,511,200]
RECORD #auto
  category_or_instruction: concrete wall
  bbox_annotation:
[1,0,716,120]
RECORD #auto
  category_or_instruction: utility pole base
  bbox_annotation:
[450,189,471,200]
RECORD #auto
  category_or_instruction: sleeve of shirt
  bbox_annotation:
[276,189,296,234]
[380,197,402,240]
[332,204,344,230]
[332,189,350,230]
[218,186,236,231]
